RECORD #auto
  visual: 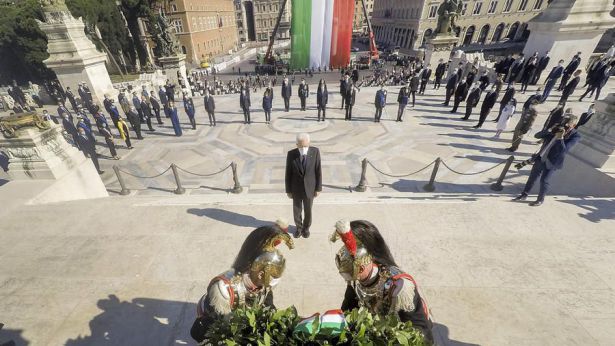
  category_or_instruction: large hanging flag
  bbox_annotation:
[290,0,355,70]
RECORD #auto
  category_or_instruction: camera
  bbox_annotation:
[515,155,537,170]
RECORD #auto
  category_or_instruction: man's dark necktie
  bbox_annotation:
[301,154,307,171]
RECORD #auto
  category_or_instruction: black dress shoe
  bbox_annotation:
[512,193,528,201]
[506,147,516,152]
[294,228,302,238]
[302,229,310,238]
[530,200,543,206]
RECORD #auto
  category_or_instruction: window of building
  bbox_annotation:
[503,0,513,12]
[171,4,177,12]
[461,3,468,15]
[488,0,497,13]
[472,2,482,15]
[174,19,183,33]
[533,0,544,9]
[428,5,437,18]
[181,45,187,54]
[518,0,529,11]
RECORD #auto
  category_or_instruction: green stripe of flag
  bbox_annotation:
[290,0,312,70]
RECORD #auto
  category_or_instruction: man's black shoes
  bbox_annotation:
[294,228,302,238]
[530,200,543,207]
[512,193,528,201]
[302,228,310,238]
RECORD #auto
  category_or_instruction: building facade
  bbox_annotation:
[353,0,375,35]
[372,0,548,52]
[164,0,239,64]
[235,0,291,43]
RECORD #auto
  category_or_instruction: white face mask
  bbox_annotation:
[298,146,309,155]
[269,277,281,287]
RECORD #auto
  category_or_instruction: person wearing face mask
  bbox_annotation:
[331,219,433,343]
[298,78,309,111]
[541,60,565,102]
[281,77,292,112]
[316,79,328,122]
[285,133,322,239]
[190,226,294,344]
[204,89,216,126]
[374,85,387,123]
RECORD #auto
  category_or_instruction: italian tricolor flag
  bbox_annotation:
[290,0,355,70]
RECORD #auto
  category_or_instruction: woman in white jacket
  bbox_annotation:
[495,98,517,138]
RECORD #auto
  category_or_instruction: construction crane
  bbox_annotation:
[262,0,378,68]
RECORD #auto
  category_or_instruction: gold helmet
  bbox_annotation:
[232,226,294,288]
[330,220,373,281]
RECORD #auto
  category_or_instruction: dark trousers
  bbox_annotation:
[284,97,290,111]
[462,104,474,120]
[242,107,251,123]
[345,104,353,120]
[558,73,571,91]
[146,117,154,131]
[264,110,271,122]
[317,106,326,121]
[559,91,572,104]
[444,88,453,105]
[292,194,313,232]
[434,77,442,89]
[340,95,346,109]
[105,138,117,157]
[476,107,492,128]
[132,123,143,139]
[207,111,216,126]
[522,161,555,202]
[410,91,416,106]
[164,106,170,118]
[300,97,306,111]
[520,80,530,93]
[86,151,101,172]
[153,108,162,124]
[375,107,383,122]
[531,68,545,84]
[579,85,600,101]
[419,81,427,94]
[397,103,406,121]
[188,116,196,129]
[451,98,463,113]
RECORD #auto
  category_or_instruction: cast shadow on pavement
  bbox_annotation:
[433,323,480,346]
[557,198,615,223]
[187,207,270,228]
[0,323,27,346]
[64,295,194,346]
[378,179,524,196]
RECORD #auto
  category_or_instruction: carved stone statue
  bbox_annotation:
[40,0,69,12]
[436,0,464,36]
[152,14,181,57]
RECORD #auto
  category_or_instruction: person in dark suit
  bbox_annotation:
[575,103,594,129]
[397,83,410,122]
[495,83,515,122]
[532,52,550,85]
[65,87,79,111]
[520,60,536,93]
[558,52,582,91]
[542,103,566,131]
[127,106,143,139]
[513,115,580,206]
[240,85,251,124]
[132,92,143,122]
[61,114,79,147]
[158,86,169,118]
[465,64,477,86]
[203,89,216,126]
[475,85,498,128]
[508,99,539,152]
[262,87,273,124]
[374,85,387,123]
[281,77,292,111]
[507,55,525,86]
[285,133,322,238]
[140,96,155,131]
[340,74,351,110]
[298,79,309,111]
[433,60,447,89]
[579,60,614,101]
[541,60,565,102]
[559,69,581,104]
[76,127,103,174]
[165,80,176,102]
[443,70,459,106]
[450,79,468,113]
[345,84,357,120]
[149,92,163,125]
[316,79,328,122]
[183,94,197,130]
[419,65,431,94]
[462,83,482,121]
[478,71,490,91]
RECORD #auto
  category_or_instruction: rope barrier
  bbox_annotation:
[117,166,172,179]
[175,163,232,177]
[367,159,437,178]
[439,159,507,176]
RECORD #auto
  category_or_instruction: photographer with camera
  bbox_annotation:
[512,115,581,206]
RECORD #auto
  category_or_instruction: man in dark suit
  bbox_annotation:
[374,85,387,122]
[76,127,104,174]
[475,85,498,128]
[532,52,550,85]
[419,65,431,94]
[541,60,565,102]
[65,87,78,111]
[281,77,292,111]
[298,79,309,111]
[140,96,155,131]
[495,83,515,122]
[345,84,357,120]
[340,74,351,109]
[149,92,163,125]
[478,71,490,91]
[558,52,582,91]
[204,89,216,126]
[443,70,459,106]
[513,115,580,206]
[450,79,468,113]
[559,69,581,104]
[462,83,482,121]
[397,83,410,122]
[285,133,322,238]
[240,85,251,124]
[433,60,447,89]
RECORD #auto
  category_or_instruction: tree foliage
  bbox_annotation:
[0,0,54,84]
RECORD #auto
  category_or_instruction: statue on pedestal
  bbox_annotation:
[435,0,463,36]
[152,14,181,57]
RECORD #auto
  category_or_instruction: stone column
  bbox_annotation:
[572,93,615,172]
[523,0,615,78]
[424,35,458,67]
[159,54,188,88]
[36,1,115,105]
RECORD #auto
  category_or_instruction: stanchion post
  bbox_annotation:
[490,155,515,191]
[171,163,185,195]
[113,165,131,196]
[355,158,368,192]
[423,158,440,192]
[231,162,243,194]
